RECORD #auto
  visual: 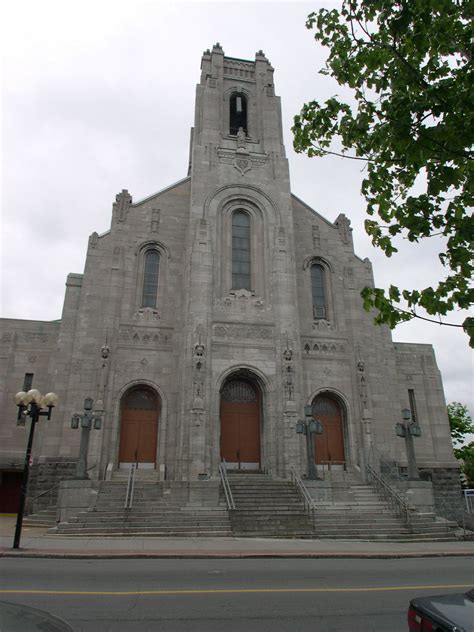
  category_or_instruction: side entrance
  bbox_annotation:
[118,386,160,469]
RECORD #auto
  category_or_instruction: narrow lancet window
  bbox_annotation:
[142,251,160,308]
[232,211,251,290]
[230,93,247,135]
[311,264,326,319]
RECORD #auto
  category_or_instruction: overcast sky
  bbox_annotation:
[1,0,472,421]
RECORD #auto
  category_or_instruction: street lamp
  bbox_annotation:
[296,404,323,479]
[395,408,421,480]
[13,389,59,549]
[71,397,102,479]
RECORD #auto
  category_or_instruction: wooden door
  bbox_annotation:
[220,380,261,469]
[313,394,345,464]
[119,388,160,466]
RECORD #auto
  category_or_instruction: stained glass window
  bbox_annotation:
[142,251,160,308]
[125,388,159,411]
[312,394,339,416]
[311,264,326,319]
[221,380,257,403]
[232,211,251,290]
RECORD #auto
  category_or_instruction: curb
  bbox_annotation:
[2,550,474,560]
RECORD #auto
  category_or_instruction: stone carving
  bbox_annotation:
[207,77,217,88]
[344,266,355,289]
[25,332,49,343]
[282,343,294,403]
[119,327,171,346]
[1,333,12,344]
[112,245,123,270]
[312,225,320,248]
[151,209,161,233]
[217,148,267,170]
[335,213,352,245]
[213,324,273,340]
[89,232,99,248]
[312,319,336,333]
[112,189,132,223]
[28,355,37,363]
[301,339,347,355]
[96,340,111,411]
[134,307,161,321]
[236,127,246,149]
[234,157,251,176]
[215,292,265,312]
[192,332,206,409]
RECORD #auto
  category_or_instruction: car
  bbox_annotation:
[0,600,74,631]
[408,589,474,631]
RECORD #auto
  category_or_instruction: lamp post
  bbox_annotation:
[395,408,421,480]
[71,398,102,479]
[296,404,323,479]
[13,389,59,549]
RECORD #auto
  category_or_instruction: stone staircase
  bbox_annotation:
[24,506,57,527]
[312,478,457,541]
[53,475,232,537]
[226,472,457,541]
[227,473,314,537]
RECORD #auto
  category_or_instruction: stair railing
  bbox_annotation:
[219,459,235,510]
[366,450,411,524]
[124,462,137,510]
[290,465,316,524]
[30,464,96,515]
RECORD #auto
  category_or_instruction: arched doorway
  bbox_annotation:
[220,377,261,470]
[312,393,345,466]
[118,386,160,468]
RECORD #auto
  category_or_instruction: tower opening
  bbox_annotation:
[229,93,248,135]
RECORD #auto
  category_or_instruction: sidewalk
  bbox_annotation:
[1,516,473,559]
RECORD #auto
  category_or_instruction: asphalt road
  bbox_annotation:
[0,557,473,631]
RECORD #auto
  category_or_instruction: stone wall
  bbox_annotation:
[420,466,463,522]
[26,459,77,514]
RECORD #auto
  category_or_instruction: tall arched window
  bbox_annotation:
[232,211,251,290]
[141,251,160,308]
[311,264,326,319]
[229,93,247,135]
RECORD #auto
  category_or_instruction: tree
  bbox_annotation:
[292,0,473,345]
[447,401,474,485]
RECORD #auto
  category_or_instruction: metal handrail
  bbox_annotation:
[366,462,411,524]
[290,466,316,523]
[30,464,96,514]
[219,459,235,510]
[124,462,137,510]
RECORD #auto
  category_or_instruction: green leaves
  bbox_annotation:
[293,0,473,343]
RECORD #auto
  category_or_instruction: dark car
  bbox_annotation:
[0,600,74,631]
[408,589,474,631]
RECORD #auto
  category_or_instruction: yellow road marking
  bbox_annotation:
[0,584,471,596]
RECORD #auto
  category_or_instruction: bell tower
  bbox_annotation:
[189,42,290,194]
[178,44,301,481]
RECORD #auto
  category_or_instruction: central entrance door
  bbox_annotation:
[220,378,261,470]
[118,386,160,469]
[312,393,345,466]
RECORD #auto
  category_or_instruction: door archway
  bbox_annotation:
[220,377,261,470]
[118,386,160,468]
[312,393,345,465]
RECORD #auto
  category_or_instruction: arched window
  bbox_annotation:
[229,93,247,135]
[141,251,160,308]
[232,211,251,290]
[311,264,326,319]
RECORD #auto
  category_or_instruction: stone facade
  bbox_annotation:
[0,45,459,510]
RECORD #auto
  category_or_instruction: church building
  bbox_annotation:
[0,45,459,524]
